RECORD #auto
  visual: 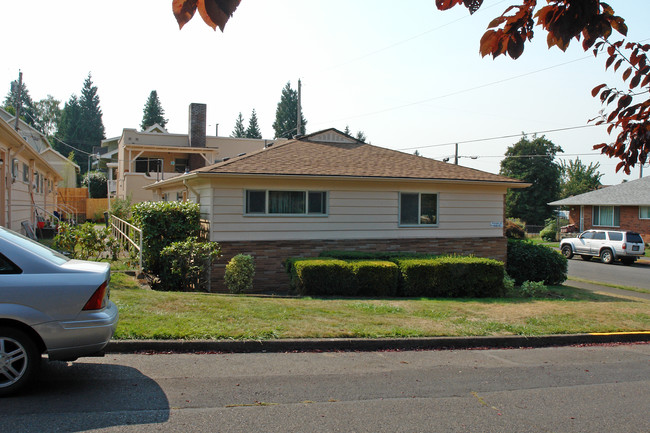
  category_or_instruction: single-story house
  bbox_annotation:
[102,103,284,204]
[145,128,528,292]
[0,115,62,232]
[549,176,650,240]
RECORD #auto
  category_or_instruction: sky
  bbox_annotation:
[2,0,649,185]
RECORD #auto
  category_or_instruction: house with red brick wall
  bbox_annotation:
[549,176,650,241]
[145,129,528,293]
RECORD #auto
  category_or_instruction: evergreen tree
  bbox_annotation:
[3,79,38,128]
[231,112,246,138]
[499,135,562,226]
[245,109,262,139]
[343,125,351,135]
[57,74,105,173]
[355,131,367,143]
[140,90,168,130]
[272,82,306,139]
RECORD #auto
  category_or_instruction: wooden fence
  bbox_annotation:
[57,188,109,221]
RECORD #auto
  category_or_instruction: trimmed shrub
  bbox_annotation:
[292,259,356,296]
[540,222,557,241]
[506,239,567,286]
[83,171,108,199]
[320,250,434,261]
[225,254,255,294]
[158,237,221,292]
[132,201,201,283]
[396,256,505,298]
[350,261,399,297]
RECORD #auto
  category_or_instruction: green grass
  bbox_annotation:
[568,276,650,295]
[109,273,650,340]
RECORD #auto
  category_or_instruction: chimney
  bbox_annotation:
[188,103,207,170]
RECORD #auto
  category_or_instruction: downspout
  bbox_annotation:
[6,144,26,230]
[183,178,200,203]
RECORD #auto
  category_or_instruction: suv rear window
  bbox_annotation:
[626,232,644,243]
[608,232,623,241]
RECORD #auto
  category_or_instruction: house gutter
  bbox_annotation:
[183,178,200,202]
[146,172,530,189]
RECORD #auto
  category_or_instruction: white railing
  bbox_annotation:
[109,214,142,273]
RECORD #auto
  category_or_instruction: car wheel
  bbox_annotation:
[0,327,39,397]
[621,258,635,266]
[600,249,614,264]
[580,255,592,261]
[561,245,574,259]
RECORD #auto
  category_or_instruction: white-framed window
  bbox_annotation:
[593,205,620,227]
[640,206,650,220]
[22,163,29,182]
[245,190,328,215]
[399,192,438,226]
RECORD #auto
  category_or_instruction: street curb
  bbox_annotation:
[106,333,650,354]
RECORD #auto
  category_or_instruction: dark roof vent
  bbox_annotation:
[222,157,230,162]
[237,153,246,157]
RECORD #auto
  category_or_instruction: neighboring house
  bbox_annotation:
[549,176,650,240]
[102,103,283,203]
[145,128,528,292]
[0,115,62,232]
[0,108,78,188]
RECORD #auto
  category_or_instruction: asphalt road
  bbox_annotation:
[4,344,649,432]
[567,256,650,290]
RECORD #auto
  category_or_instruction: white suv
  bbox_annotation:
[560,230,645,265]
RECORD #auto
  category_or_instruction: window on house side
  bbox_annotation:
[245,190,327,215]
[593,206,620,227]
[640,206,650,220]
[22,163,29,182]
[399,193,438,226]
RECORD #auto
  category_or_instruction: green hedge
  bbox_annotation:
[287,255,505,298]
[395,256,505,298]
[506,239,567,286]
[292,259,356,296]
[350,261,399,297]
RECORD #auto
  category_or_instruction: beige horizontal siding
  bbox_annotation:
[203,180,507,242]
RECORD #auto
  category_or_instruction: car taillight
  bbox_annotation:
[83,281,108,311]
[622,243,626,250]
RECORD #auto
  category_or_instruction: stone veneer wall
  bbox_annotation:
[211,237,508,293]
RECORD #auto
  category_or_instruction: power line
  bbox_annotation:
[398,123,602,151]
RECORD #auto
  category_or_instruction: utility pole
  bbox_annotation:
[454,143,459,165]
[13,70,23,130]
[296,79,302,137]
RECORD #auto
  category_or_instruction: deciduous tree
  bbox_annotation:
[559,157,603,199]
[500,135,562,225]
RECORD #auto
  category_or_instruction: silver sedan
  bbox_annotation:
[0,226,118,396]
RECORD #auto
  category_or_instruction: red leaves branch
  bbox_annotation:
[591,41,650,173]
[173,0,241,31]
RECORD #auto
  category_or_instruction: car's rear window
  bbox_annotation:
[0,227,70,265]
[608,232,623,241]
[626,232,644,243]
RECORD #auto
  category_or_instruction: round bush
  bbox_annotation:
[224,254,255,294]
[506,240,567,286]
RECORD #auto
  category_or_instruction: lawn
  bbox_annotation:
[110,273,650,340]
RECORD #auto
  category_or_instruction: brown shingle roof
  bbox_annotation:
[192,129,523,184]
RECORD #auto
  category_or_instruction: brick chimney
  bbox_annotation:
[188,103,207,170]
